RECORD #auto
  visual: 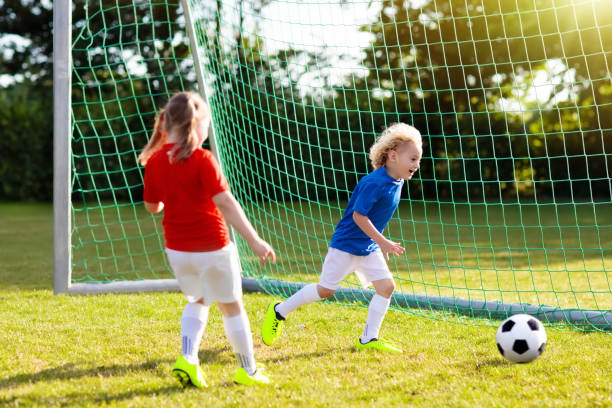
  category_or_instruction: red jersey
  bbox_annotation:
[143,143,230,252]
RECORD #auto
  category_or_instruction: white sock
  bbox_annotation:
[361,294,391,343]
[181,302,209,364]
[223,312,256,376]
[275,283,322,318]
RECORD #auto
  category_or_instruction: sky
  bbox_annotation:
[0,34,30,86]
[234,0,577,105]
[197,0,383,92]
[0,0,52,86]
[258,0,380,90]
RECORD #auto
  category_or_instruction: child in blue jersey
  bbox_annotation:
[261,123,422,352]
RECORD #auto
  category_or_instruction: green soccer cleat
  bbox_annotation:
[172,356,208,388]
[261,301,284,346]
[233,364,271,385]
[356,338,403,353]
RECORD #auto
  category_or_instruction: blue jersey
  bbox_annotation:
[329,166,404,255]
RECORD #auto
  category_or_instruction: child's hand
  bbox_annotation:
[249,237,277,265]
[379,239,404,260]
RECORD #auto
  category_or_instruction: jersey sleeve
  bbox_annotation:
[352,180,382,216]
[199,150,230,197]
[143,164,161,203]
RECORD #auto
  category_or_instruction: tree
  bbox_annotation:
[348,0,612,201]
[0,82,53,200]
[0,0,53,82]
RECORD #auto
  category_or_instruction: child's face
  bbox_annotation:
[195,117,211,145]
[388,141,422,180]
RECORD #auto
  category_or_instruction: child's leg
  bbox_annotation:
[275,283,327,318]
[261,284,329,347]
[276,248,355,319]
[181,298,210,364]
[262,248,355,346]
[218,300,257,375]
[361,278,395,343]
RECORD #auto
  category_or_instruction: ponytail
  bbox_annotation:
[138,110,167,166]
[168,98,200,163]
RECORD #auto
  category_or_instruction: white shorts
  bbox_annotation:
[318,247,393,290]
[165,243,242,305]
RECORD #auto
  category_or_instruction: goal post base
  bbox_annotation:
[248,277,612,331]
[58,276,611,330]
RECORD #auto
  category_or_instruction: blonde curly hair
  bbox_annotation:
[369,123,422,169]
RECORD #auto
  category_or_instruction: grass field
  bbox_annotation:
[1,203,611,407]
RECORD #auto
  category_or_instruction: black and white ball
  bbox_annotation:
[496,314,547,363]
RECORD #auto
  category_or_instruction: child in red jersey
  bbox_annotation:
[139,91,276,387]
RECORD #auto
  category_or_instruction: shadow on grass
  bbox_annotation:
[0,348,261,405]
[262,346,355,364]
[0,385,185,407]
[199,347,234,365]
[0,360,173,389]
[0,359,189,406]
[474,358,511,370]
[0,347,229,390]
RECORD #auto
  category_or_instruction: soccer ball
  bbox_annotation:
[496,314,547,363]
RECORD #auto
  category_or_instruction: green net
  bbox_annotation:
[69,0,611,331]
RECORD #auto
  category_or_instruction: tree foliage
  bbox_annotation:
[1,0,610,202]
[0,82,53,200]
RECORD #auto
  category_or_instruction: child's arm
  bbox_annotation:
[144,201,164,214]
[353,211,404,259]
[213,191,276,265]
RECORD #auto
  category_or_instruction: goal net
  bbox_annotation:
[54,0,612,331]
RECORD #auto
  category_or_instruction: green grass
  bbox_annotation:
[1,203,611,407]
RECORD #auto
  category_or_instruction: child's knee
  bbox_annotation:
[217,300,243,317]
[316,285,335,299]
[375,279,395,298]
